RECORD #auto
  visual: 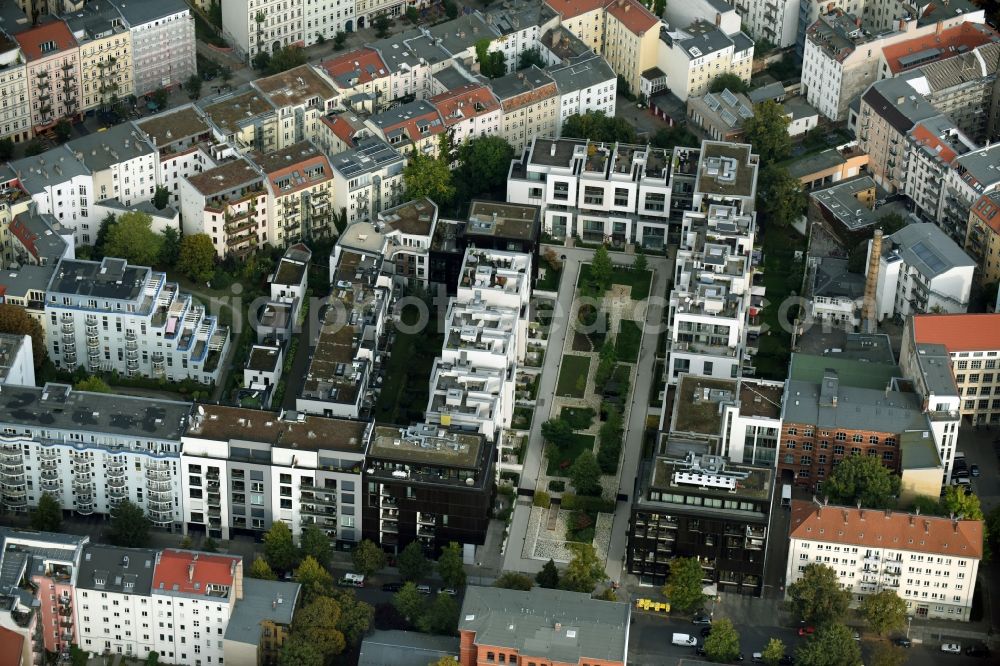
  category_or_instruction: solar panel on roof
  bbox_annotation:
[738,104,754,119]
[721,109,738,127]
[720,89,739,107]
[911,241,947,274]
[704,93,720,111]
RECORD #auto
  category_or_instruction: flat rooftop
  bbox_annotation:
[672,376,738,435]
[246,345,281,373]
[811,176,879,231]
[788,353,899,389]
[136,106,210,149]
[649,454,773,501]
[200,90,274,132]
[528,138,582,168]
[48,258,148,302]
[0,383,190,441]
[254,64,336,107]
[186,404,368,452]
[739,381,783,420]
[186,158,262,197]
[466,200,539,241]
[0,334,29,382]
[380,198,437,236]
[369,425,483,468]
[695,142,757,200]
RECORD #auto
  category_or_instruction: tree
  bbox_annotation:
[437,542,466,588]
[184,74,202,100]
[177,234,216,283]
[327,588,374,646]
[151,88,169,111]
[633,253,648,272]
[179,535,193,549]
[518,47,545,70]
[0,138,13,160]
[31,492,62,532]
[562,112,636,144]
[940,484,984,521]
[541,419,574,448]
[278,638,323,666]
[877,212,906,235]
[152,186,170,210]
[860,589,907,636]
[253,51,272,72]
[590,245,613,288]
[430,658,459,666]
[594,341,617,390]
[404,151,455,205]
[93,212,116,258]
[704,618,741,663]
[74,376,111,393]
[397,541,430,582]
[795,623,862,666]
[292,596,346,658]
[597,407,623,473]
[374,14,392,38]
[761,638,785,666]
[24,140,46,157]
[758,165,806,228]
[352,539,386,576]
[300,525,333,568]
[454,136,516,201]
[870,642,907,666]
[536,558,560,589]
[332,31,347,51]
[474,38,506,78]
[108,500,151,548]
[443,0,459,20]
[405,6,419,23]
[160,227,181,266]
[202,537,218,553]
[495,572,534,590]
[315,32,326,44]
[0,304,45,368]
[569,450,602,496]
[561,543,604,593]
[709,73,750,94]
[249,556,277,580]
[104,211,163,267]
[663,557,706,613]
[824,454,900,509]
[263,520,300,572]
[788,563,851,626]
[54,119,72,143]
[295,555,335,601]
[743,100,791,163]
[419,593,459,634]
[145,652,159,666]
[266,46,307,75]
[392,582,425,623]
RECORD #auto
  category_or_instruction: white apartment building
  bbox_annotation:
[252,141,336,247]
[370,197,439,288]
[428,83,503,147]
[0,382,189,527]
[269,243,311,322]
[734,0,800,47]
[902,116,977,227]
[938,143,1000,246]
[657,21,754,103]
[486,0,561,74]
[44,257,230,384]
[0,37,31,144]
[181,405,369,544]
[329,137,405,225]
[786,501,982,621]
[135,105,218,209]
[119,0,197,96]
[303,0,355,45]
[547,52,617,126]
[179,158,270,259]
[0,333,34,387]
[491,66,560,155]
[507,137,673,250]
[665,0,742,35]
[871,223,975,322]
[222,0,305,62]
[425,248,532,441]
[720,378,784,466]
[251,64,339,149]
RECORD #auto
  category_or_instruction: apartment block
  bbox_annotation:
[15,19,81,133]
[721,378,785,466]
[363,424,494,556]
[543,1,605,54]
[0,35,31,144]
[223,578,300,666]
[66,0,133,113]
[251,141,336,246]
[737,0,800,47]
[329,137,405,225]
[222,0,305,62]
[485,0,560,75]
[902,116,977,227]
[602,0,659,97]
[966,192,1000,284]
[546,51,617,126]
[118,0,196,96]
[871,223,974,321]
[269,242,311,322]
[44,257,230,383]
[182,405,369,543]
[657,20,754,102]
[316,49,392,114]
[428,83,503,146]
[179,158,270,259]
[786,501,982,621]
[938,143,1000,249]
[135,105,217,209]
[367,100,446,158]
[492,66,559,155]
[252,64,338,148]
[0,333,34,387]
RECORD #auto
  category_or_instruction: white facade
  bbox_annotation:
[121,0,197,95]
[721,379,784,466]
[330,138,405,225]
[0,41,31,144]
[548,53,617,126]
[734,0,800,47]
[303,0,355,45]
[222,0,305,61]
[665,0,742,35]
[0,333,35,387]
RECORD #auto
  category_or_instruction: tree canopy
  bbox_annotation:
[475,39,506,78]
[757,165,806,228]
[743,100,792,163]
[560,543,604,593]
[562,112,636,144]
[299,525,333,568]
[861,589,907,636]
[74,376,111,393]
[454,135,516,202]
[761,638,786,666]
[327,588,374,646]
[352,539,386,577]
[824,454,900,509]
[108,500,152,548]
[278,638,323,666]
[294,555,334,601]
[392,582,425,623]
[31,492,62,532]
[709,73,750,94]
[939,484,984,521]
[590,246,613,288]
[788,563,850,626]
[870,642,908,666]
[704,618,742,663]
[404,152,455,206]
[795,623,862,666]
[663,557,707,612]
[248,556,277,580]
[178,234,217,283]
[495,572,534,590]
[569,450,603,497]
[437,542,466,588]
[152,186,170,210]
[536,558,560,589]
[651,125,698,150]
[517,47,546,70]
[541,418,575,448]
[265,46,307,75]
[291,596,346,659]
[418,593,460,634]
[263,520,300,572]
[397,541,431,582]
[0,304,46,368]
[160,227,181,266]
[104,211,163,267]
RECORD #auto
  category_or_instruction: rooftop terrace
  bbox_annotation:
[186,404,368,452]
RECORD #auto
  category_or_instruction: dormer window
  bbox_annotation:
[40,41,56,54]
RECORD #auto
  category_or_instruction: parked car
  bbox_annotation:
[970,464,980,477]
[381,582,402,592]
[941,644,961,654]
[692,614,713,625]
[672,633,698,647]
[965,645,991,658]
[438,587,458,597]
[892,638,911,648]
[797,626,815,637]
[416,584,432,595]
[852,631,861,641]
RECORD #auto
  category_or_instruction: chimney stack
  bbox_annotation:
[862,229,883,332]
[188,563,195,582]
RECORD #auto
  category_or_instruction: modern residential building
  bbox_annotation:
[117,0,196,96]
[0,333,33,387]
[14,19,81,132]
[329,137,405,226]
[804,256,865,329]
[0,35,31,144]
[903,115,977,229]
[66,0,133,113]
[0,382,190,524]
[268,242,311,322]
[223,578,301,666]
[629,445,773,594]
[243,344,283,408]
[491,66,559,155]
[363,424,493,557]
[786,500,982,621]
[44,257,230,383]
[966,192,1000,284]
[938,142,1000,244]
[657,20,754,102]
[182,404,369,544]
[457,586,630,666]
[905,312,1000,425]
[871,223,975,321]
[721,378,785,466]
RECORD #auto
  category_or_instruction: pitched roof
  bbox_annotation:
[0,626,23,666]
[152,550,240,598]
[429,83,500,128]
[249,141,333,197]
[605,0,659,34]
[912,313,1000,352]
[320,48,389,87]
[320,112,367,148]
[14,19,77,61]
[544,0,605,20]
[881,22,1000,75]
[369,100,445,143]
[789,500,983,559]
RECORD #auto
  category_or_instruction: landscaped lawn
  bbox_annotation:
[578,263,652,300]
[755,225,806,380]
[546,433,596,476]
[512,406,534,430]
[556,355,591,397]
[616,319,643,362]
[536,266,561,291]
[560,406,596,430]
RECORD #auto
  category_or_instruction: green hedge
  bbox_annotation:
[561,493,615,513]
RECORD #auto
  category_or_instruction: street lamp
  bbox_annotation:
[906,615,912,639]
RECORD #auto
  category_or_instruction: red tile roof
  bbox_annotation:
[971,192,1000,234]
[9,214,43,262]
[909,122,958,165]
[430,84,501,128]
[378,106,445,143]
[0,627,23,666]
[14,19,77,61]
[153,550,240,597]
[319,48,389,86]
[320,113,366,148]
[789,500,983,559]
[544,0,606,20]
[912,313,1000,353]
[605,0,659,35]
[881,22,1000,75]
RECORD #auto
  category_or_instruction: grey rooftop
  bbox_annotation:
[224,578,300,646]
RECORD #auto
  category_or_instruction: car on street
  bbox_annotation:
[381,582,402,592]
[892,638,911,648]
[941,644,961,654]
[970,464,980,477]
[416,584,432,595]
[692,614,712,625]
[852,631,860,641]
[672,633,697,647]
[797,626,815,637]
[965,645,990,658]
[438,587,458,597]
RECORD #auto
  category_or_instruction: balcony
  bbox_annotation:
[40,468,59,481]
[39,449,58,461]
[40,479,60,492]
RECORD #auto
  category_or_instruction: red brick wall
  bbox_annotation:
[780,423,900,487]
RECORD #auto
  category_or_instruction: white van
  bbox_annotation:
[781,484,792,507]
[338,573,365,587]
[672,633,697,647]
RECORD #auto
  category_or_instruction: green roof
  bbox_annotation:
[788,354,899,390]
[900,431,942,470]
